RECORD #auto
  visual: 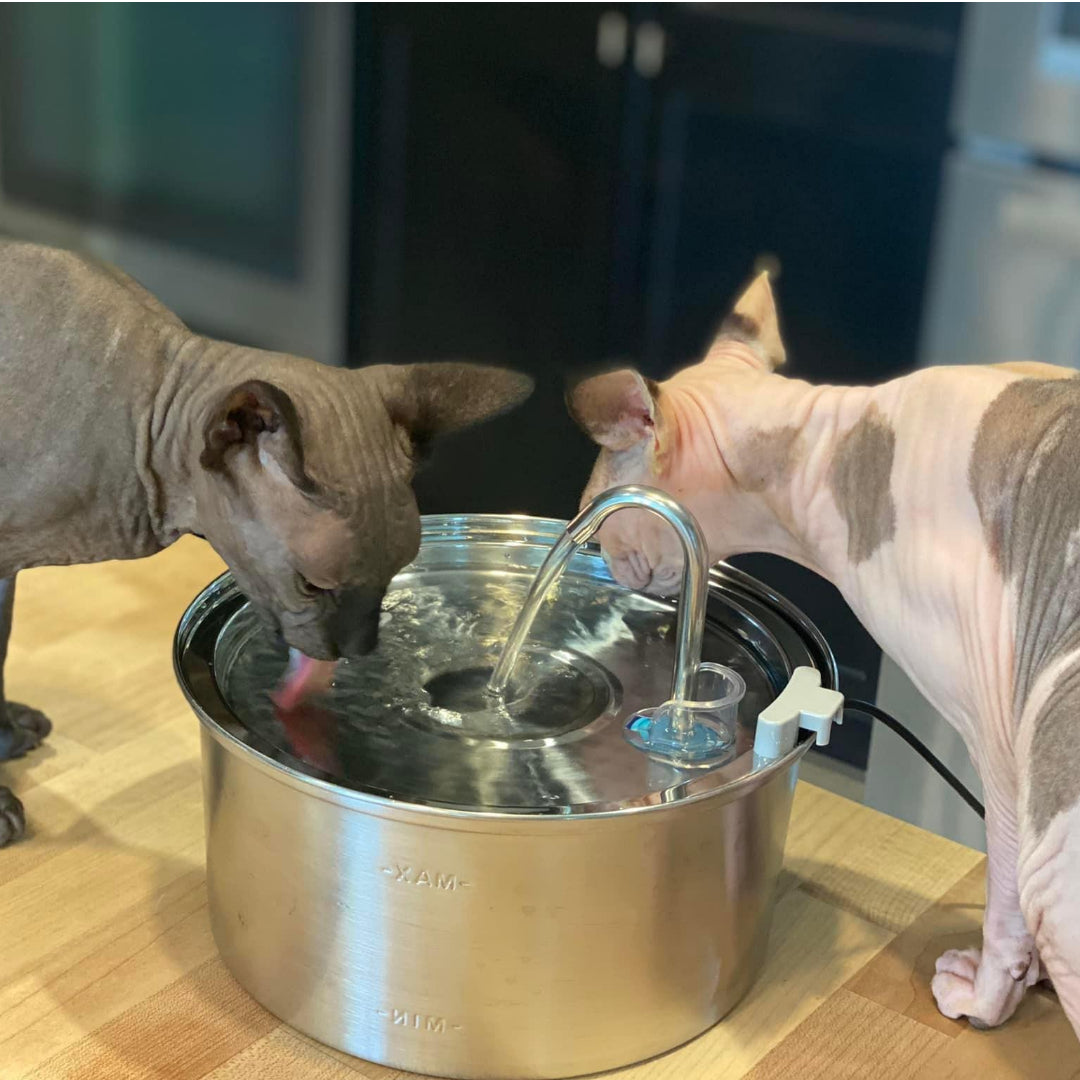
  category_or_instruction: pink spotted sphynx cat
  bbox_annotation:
[567,272,1080,1037]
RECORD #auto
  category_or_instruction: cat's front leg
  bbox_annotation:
[0,574,51,847]
[932,799,1040,1027]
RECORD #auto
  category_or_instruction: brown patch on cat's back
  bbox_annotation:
[969,378,1080,577]
[827,404,897,564]
[1028,662,1080,836]
[968,377,1080,837]
[737,424,801,492]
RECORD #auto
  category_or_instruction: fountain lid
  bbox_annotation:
[175,515,837,816]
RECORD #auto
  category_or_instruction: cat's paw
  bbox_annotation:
[0,786,25,847]
[932,946,1039,1028]
[0,702,52,761]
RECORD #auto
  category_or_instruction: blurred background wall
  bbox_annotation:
[1,3,1074,836]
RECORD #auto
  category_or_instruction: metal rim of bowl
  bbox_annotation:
[174,514,837,827]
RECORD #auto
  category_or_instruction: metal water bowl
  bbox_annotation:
[174,498,839,1080]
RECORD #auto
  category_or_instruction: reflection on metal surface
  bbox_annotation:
[199,723,800,1078]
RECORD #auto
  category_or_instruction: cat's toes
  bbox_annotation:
[932,946,1036,1028]
[934,948,981,984]
[932,962,980,1022]
[0,703,52,760]
[0,786,25,847]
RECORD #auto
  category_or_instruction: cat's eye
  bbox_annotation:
[296,573,329,598]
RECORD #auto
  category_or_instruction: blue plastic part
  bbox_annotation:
[623,661,744,767]
[624,708,734,768]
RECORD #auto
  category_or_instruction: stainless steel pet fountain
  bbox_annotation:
[174,486,844,1080]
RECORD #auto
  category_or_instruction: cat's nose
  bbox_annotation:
[645,565,683,597]
[602,547,652,591]
[328,585,386,658]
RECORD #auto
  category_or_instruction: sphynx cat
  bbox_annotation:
[568,272,1080,1037]
[0,239,532,846]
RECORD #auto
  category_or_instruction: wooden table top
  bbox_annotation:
[2,538,1077,1080]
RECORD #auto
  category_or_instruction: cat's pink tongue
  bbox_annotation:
[273,650,338,712]
[272,649,340,772]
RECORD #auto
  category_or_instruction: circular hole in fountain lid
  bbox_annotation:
[419,654,611,742]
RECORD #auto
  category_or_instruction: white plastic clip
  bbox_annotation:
[753,666,844,762]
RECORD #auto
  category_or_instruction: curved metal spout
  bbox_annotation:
[487,486,710,721]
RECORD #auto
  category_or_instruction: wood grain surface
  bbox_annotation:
[1,539,1076,1078]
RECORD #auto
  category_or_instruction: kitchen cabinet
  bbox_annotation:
[350,4,629,520]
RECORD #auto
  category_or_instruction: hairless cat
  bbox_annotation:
[0,240,532,846]
[569,271,1080,1037]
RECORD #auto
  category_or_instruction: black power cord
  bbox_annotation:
[844,699,985,821]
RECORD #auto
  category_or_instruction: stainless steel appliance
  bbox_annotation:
[0,4,352,363]
[174,509,838,1079]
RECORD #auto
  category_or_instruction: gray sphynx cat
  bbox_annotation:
[0,239,532,846]
[568,271,1080,1038]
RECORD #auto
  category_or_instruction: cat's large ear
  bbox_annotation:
[566,369,662,451]
[200,379,316,492]
[379,362,534,448]
[708,270,786,371]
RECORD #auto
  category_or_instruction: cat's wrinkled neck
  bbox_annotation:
[662,361,868,580]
